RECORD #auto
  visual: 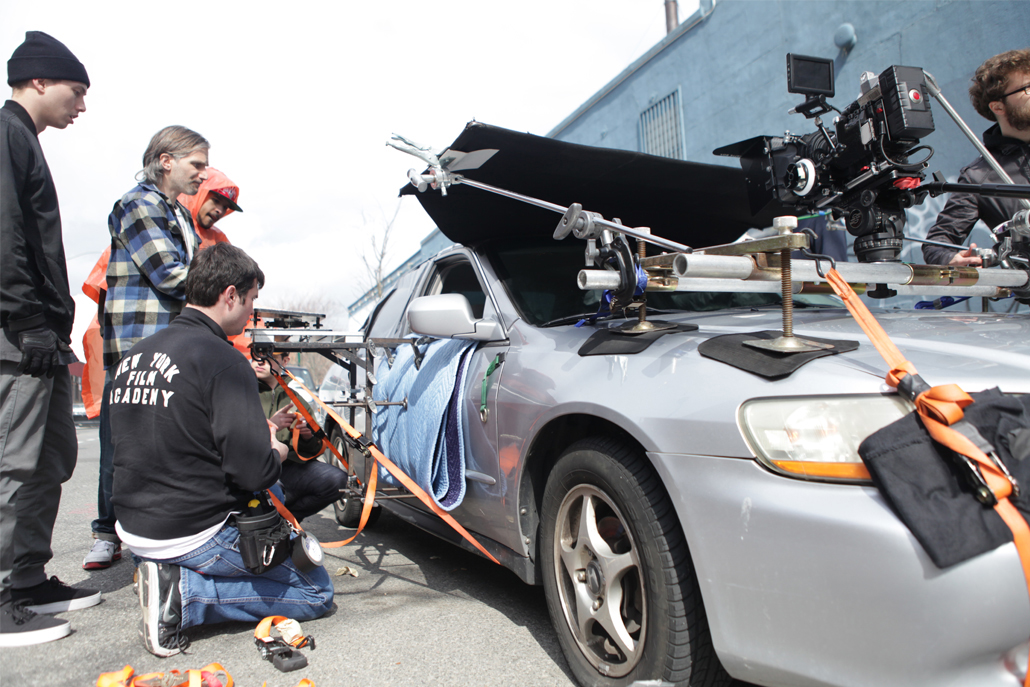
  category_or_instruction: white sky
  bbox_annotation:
[3,0,699,354]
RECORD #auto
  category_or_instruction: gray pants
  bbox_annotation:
[0,361,77,590]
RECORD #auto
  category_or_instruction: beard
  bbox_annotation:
[1005,99,1030,131]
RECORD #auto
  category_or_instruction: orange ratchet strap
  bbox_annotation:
[826,267,1030,685]
[97,663,233,687]
[269,368,348,469]
[254,615,313,649]
[269,365,499,564]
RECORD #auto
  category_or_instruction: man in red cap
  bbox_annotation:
[2,30,100,647]
[80,169,245,571]
[178,168,244,248]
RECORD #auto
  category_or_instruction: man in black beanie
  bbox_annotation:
[1,30,99,648]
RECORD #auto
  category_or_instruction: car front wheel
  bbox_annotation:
[540,437,727,687]
[326,426,380,528]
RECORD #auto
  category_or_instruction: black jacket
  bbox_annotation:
[110,308,281,540]
[0,100,75,343]
[923,124,1030,265]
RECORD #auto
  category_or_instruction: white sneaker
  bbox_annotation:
[82,539,122,570]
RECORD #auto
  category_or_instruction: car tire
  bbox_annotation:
[326,427,381,528]
[540,437,728,687]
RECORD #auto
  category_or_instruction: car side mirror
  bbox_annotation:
[407,294,505,341]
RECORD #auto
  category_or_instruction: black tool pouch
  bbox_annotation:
[235,508,292,575]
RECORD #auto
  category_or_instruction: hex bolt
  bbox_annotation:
[592,598,602,611]
[577,570,587,582]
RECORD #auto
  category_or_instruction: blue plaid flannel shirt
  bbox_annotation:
[103,182,200,369]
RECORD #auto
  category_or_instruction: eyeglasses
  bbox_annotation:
[1003,83,1030,99]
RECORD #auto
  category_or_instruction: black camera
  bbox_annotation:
[716,54,936,264]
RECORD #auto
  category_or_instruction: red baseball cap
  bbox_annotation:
[210,186,243,213]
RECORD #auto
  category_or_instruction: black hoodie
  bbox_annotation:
[110,307,281,540]
[0,100,75,345]
[923,124,1030,265]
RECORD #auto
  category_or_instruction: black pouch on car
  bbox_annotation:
[235,505,292,575]
[858,388,1030,569]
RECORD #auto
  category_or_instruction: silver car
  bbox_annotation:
[319,124,1030,687]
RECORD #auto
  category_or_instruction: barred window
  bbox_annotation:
[639,89,685,159]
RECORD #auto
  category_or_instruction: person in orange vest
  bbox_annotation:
[81,168,245,571]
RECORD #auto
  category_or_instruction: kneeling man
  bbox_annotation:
[109,243,334,657]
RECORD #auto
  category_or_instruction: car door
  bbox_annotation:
[396,252,518,550]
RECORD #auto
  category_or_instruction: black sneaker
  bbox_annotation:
[137,561,188,658]
[0,590,71,647]
[11,576,101,614]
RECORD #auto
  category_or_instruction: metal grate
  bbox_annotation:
[639,89,685,159]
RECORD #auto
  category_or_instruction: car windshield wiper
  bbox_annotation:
[538,307,690,328]
[537,312,615,328]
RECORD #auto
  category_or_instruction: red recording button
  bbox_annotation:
[909,89,921,102]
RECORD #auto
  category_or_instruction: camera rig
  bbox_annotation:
[388,54,1030,350]
[714,54,1030,283]
[715,56,937,268]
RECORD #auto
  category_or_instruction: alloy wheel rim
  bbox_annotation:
[553,483,646,677]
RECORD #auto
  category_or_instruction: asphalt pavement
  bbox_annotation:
[0,425,577,687]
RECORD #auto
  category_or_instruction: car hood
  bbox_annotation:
[666,306,1030,390]
[400,121,788,248]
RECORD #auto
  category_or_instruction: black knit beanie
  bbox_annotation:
[7,31,89,88]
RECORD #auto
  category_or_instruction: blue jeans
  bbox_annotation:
[151,523,334,629]
[92,377,117,540]
[279,459,349,522]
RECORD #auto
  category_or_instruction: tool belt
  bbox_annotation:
[233,505,292,575]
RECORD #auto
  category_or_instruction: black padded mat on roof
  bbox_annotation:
[399,122,787,248]
[698,330,859,379]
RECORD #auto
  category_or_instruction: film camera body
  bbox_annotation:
[716,54,936,264]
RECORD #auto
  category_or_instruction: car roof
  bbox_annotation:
[399,121,787,248]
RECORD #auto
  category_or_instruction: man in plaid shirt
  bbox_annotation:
[103,125,210,369]
[87,126,210,571]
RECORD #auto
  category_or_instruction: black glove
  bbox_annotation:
[16,327,60,378]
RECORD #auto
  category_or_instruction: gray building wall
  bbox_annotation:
[549,0,1028,298]
[354,1,1027,320]
[551,0,1027,182]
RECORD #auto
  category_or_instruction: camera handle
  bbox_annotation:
[788,94,835,119]
[920,174,1030,201]
[923,70,1030,212]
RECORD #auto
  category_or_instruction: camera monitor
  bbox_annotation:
[787,53,834,98]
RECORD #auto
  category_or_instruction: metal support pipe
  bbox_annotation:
[672,253,755,279]
[578,269,1014,298]
[664,252,1029,289]
[454,176,692,253]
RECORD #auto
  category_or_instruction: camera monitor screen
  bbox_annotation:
[787,53,835,97]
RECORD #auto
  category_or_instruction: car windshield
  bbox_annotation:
[484,239,836,326]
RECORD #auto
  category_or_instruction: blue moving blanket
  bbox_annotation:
[371,338,476,511]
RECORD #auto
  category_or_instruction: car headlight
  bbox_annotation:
[738,394,914,483]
